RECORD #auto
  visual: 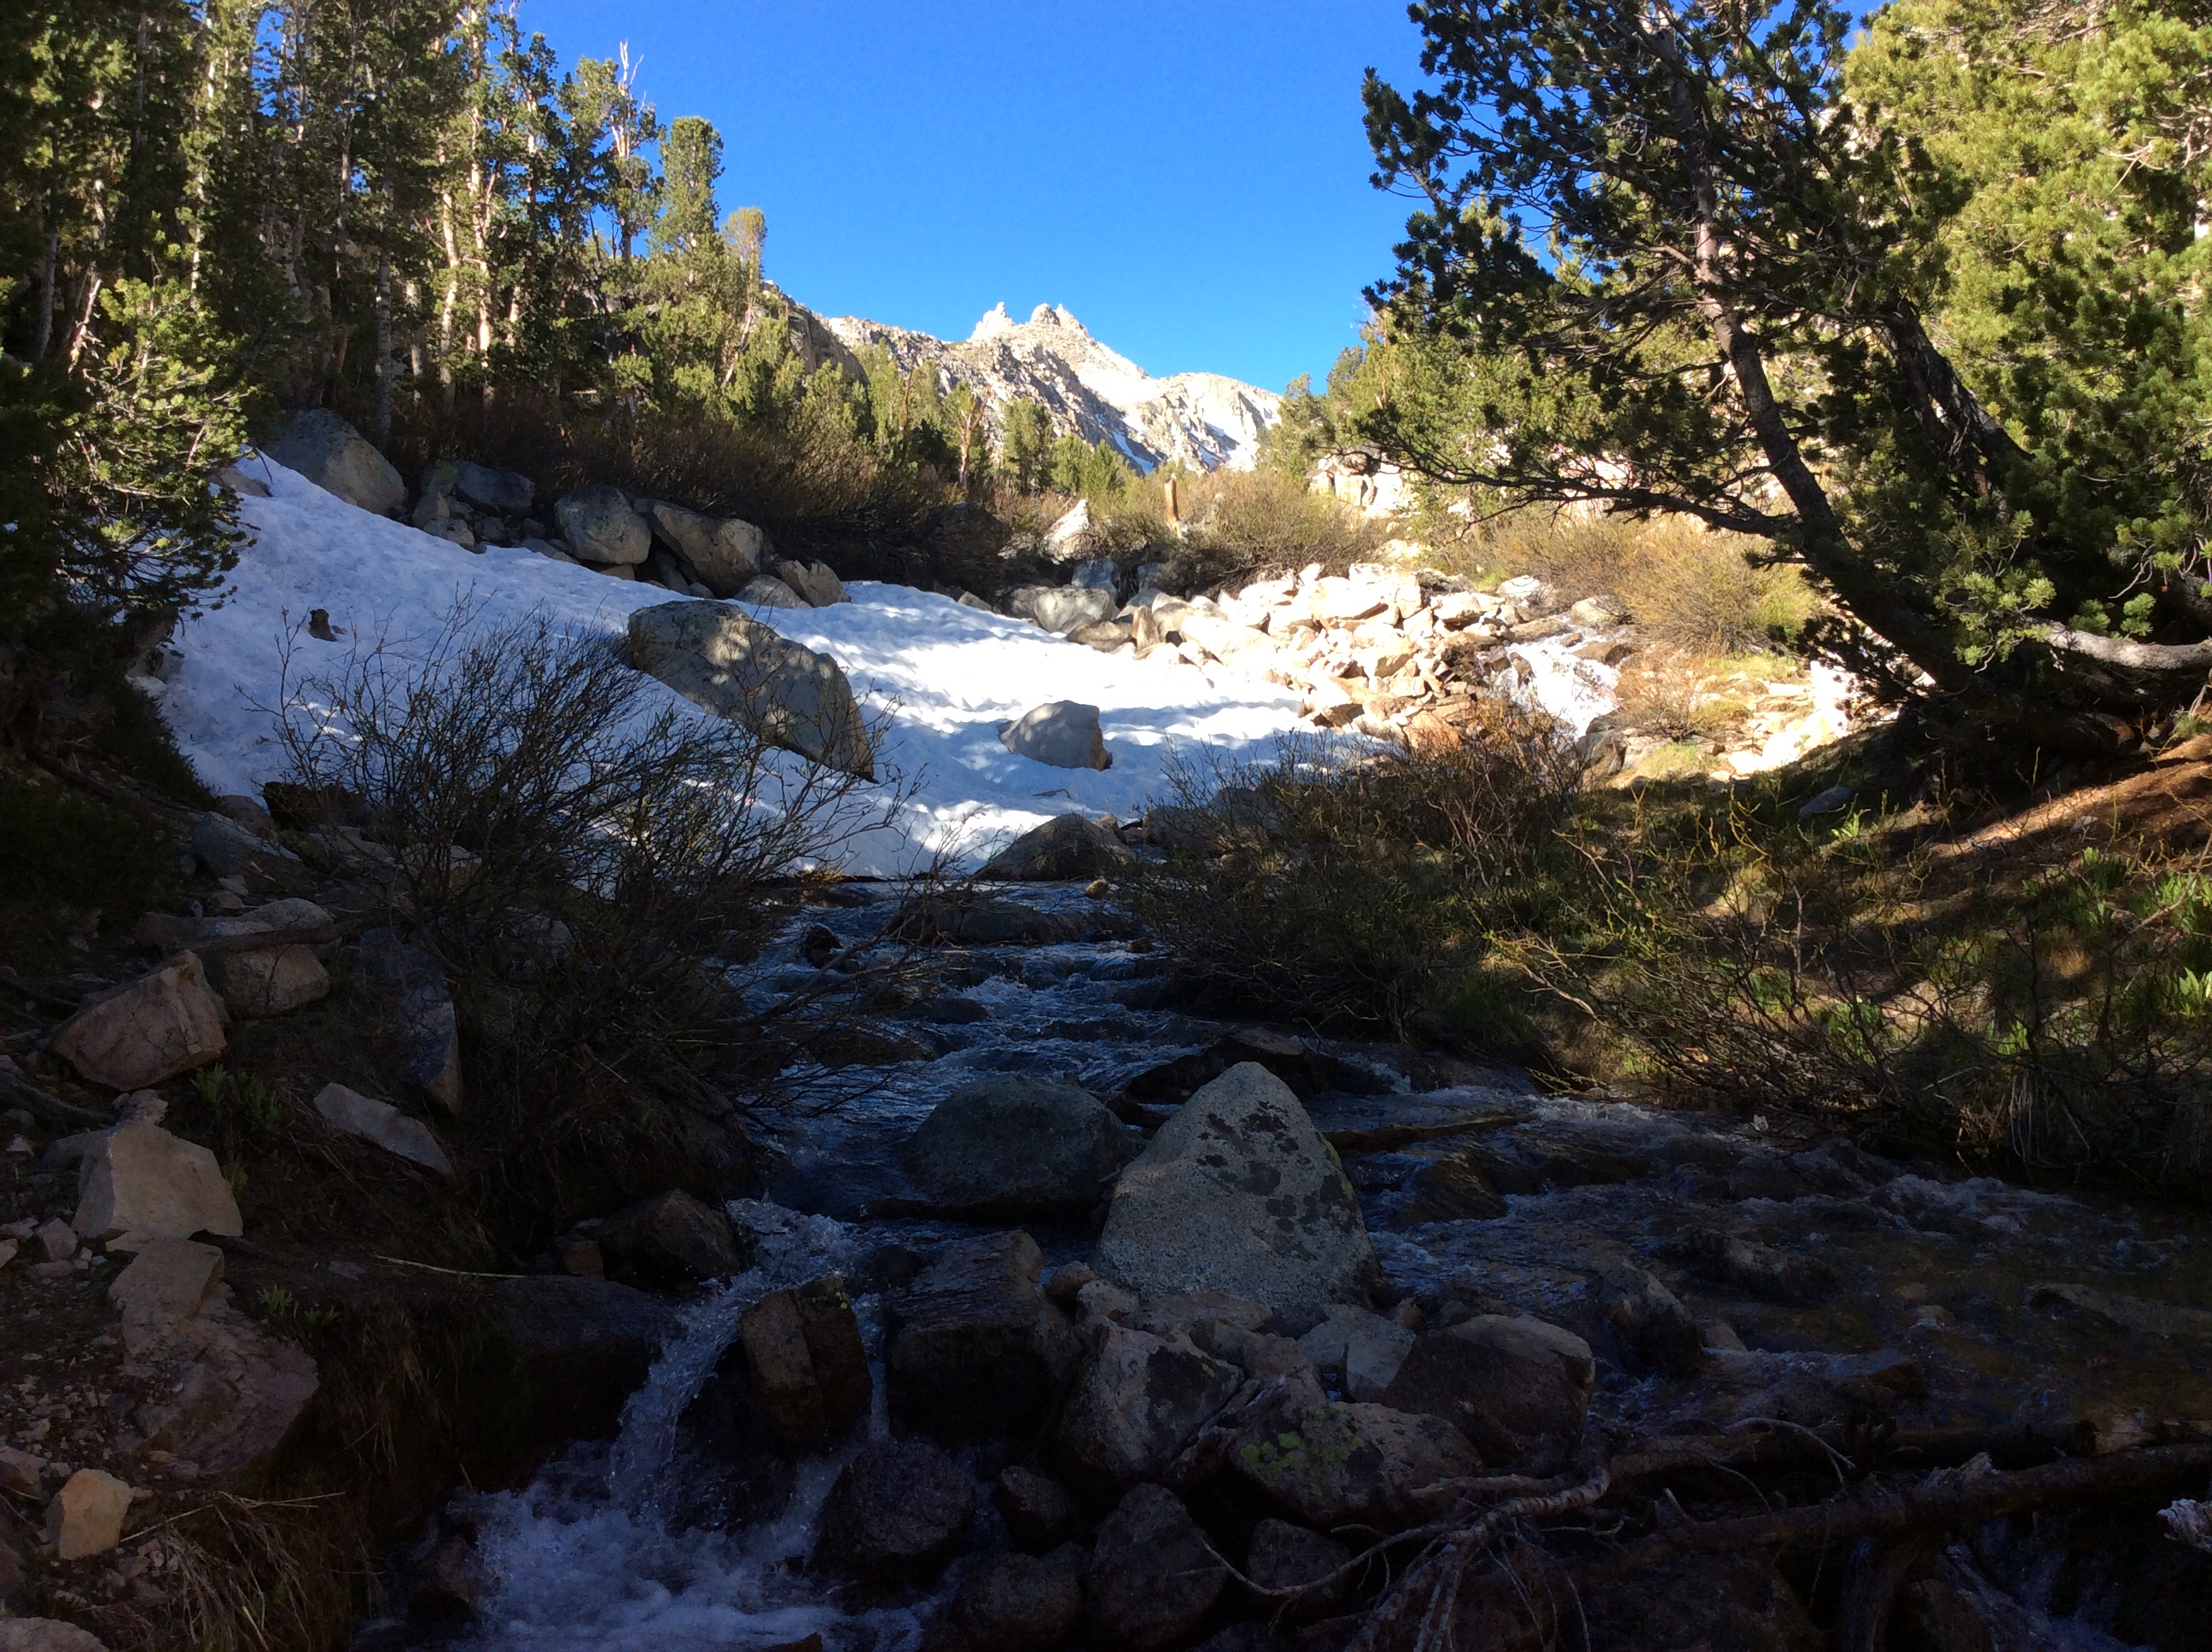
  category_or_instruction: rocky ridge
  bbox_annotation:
[825,302,1281,472]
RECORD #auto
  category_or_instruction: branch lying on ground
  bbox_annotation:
[1333,1439,2212,1652]
[0,1055,110,1129]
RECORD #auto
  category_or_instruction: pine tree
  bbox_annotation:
[999,398,1052,492]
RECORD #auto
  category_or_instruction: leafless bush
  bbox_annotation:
[276,611,908,1206]
[1134,707,1582,1038]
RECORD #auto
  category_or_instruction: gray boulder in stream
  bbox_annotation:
[899,1076,1137,1216]
[1096,1062,1380,1334]
[625,601,874,779]
[812,1437,975,1580]
[979,812,1135,881]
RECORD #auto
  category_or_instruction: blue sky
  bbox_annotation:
[518,1,1430,393]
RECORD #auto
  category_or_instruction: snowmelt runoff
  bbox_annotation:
[149,458,1606,875]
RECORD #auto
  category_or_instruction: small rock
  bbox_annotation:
[1797,784,1855,820]
[980,813,1136,881]
[45,1468,132,1560]
[993,1465,1079,1553]
[1097,1062,1379,1335]
[738,573,807,607]
[889,895,1080,947]
[812,1438,975,1581]
[773,559,847,608]
[1085,1483,1227,1652]
[191,811,293,878]
[72,1120,243,1248]
[1379,1315,1595,1469]
[597,1190,743,1283]
[206,944,329,1018]
[798,923,841,968]
[900,1075,1137,1216]
[887,1230,1079,1440]
[1031,587,1117,634]
[0,1621,111,1652]
[556,1235,604,1277]
[1398,1153,1508,1224]
[731,1274,872,1451]
[1295,1305,1416,1400]
[452,461,533,514]
[1044,1264,1097,1303]
[35,1217,77,1262]
[0,1445,44,1498]
[1661,1229,1837,1305]
[952,1551,1084,1652]
[998,701,1111,771]
[311,1083,453,1178]
[358,928,463,1112]
[51,953,228,1091]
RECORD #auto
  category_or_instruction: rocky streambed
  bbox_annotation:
[371,880,2212,1652]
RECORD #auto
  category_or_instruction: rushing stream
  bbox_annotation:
[385,881,2212,1651]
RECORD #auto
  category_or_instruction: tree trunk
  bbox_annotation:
[31,223,57,359]
[372,243,393,446]
[1643,10,1974,695]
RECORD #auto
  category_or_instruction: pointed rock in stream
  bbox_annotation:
[1097,1062,1379,1334]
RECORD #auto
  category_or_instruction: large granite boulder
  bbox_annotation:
[1378,1314,1595,1470]
[626,601,874,780]
[812,1438,975,1581]
[728,1274,871,1451]
[1085,1483,1227,1652]
[555,484,651,566]
[647,502,764,596]
[979,812,1136,881]
[1097,1062,1379,1334]
[72,1120,243,1248]
[1053,1321,1243,1495]
[899,1076,1137,1216]
[492,1275,683,1440]
[263,410,404,514]
[1219,1371,1477,1534]
[999,701,1110,771]
[1032,587,1117,635]
[52,954,228,1091]
[886,1230,1078,1440]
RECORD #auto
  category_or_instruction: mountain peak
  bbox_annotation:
[824,303,1278,472]
[1027,302,1087,334]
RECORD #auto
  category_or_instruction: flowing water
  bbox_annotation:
[402,882,2212,1651]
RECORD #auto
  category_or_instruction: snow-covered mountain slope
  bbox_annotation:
[154,458,1313,876]
[822,302,1279,473]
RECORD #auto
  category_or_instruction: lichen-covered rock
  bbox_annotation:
[1222,1373,1477,1533]
[554,484,650,565]
[207,944,329,1018]
[1097,1062,1379,1334]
